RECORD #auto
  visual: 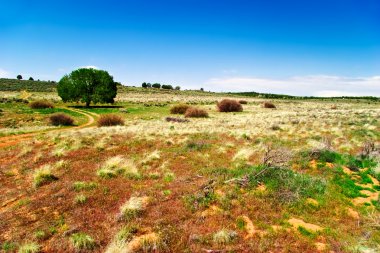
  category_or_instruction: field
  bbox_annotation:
[1,87,380,252]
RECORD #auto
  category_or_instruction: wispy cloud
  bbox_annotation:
[204,75,380,97]
[80,65,99,69]
[0,68,11,78]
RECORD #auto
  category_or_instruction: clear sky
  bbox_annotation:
[1,0,379,96]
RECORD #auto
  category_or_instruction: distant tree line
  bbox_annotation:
[230,92,380,101]
[142,82,180,90]
[15,74,56,83]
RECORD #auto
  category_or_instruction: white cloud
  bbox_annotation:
[80,65,99,69]
[0,68,11,78]
[204,75,380,97]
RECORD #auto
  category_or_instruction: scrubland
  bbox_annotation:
[1,89,380,252]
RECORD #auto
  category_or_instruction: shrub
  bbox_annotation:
[170,104,190,114]
[49,113,74,126]
[263,102,276,108]
[184,107,209,118]
[97,114,124,127]
[217,99,243,112]
[29,100,54,109]
[70,232,95,250]
[239,100,248,104]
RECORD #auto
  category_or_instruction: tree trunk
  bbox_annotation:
[86,101,90,107]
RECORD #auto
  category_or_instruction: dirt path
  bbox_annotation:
[0,108,98,149]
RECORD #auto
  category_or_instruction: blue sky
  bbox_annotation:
[1,0,379,96]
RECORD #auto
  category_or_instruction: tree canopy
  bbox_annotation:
[57,68,117,107]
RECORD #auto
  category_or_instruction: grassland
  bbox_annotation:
[0,86,380,252]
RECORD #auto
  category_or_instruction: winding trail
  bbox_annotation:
[0,108,99,149]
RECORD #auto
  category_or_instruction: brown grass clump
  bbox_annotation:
[29,100,54,109]
[239,100,248,104]
[263,102,276,109]
[50,113,74,126]
[170,104,190,114]
[97,114,124,127]
[184,107,209,118]
[331,105,337,110]
[217,99,243,112]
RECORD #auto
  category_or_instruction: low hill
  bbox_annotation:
[0,78,57,92]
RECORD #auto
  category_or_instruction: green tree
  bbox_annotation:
[142,82,148,88]
[175,86,181,90]
[29,77,34,81]
[57,68,117,107]
[162,84,173,90]
[152,83,161,89]
[17,75,23,80]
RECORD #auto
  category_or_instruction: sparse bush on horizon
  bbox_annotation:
[170,104,190,114]
[29,100,54,109]
[49,113,74,126]
[97,114,124,127]
[217,99,243,112]
[184,107,209,118]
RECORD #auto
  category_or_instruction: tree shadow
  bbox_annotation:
[68,105,123,109]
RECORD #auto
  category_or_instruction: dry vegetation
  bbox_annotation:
[97,114,125,127]
[1,89,380,252]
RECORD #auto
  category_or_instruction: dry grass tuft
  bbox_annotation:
[97,114,124,127]
[118,196,149,221]
[70,232,96,250]
[29,100,54,109]
[49,113,74,126]
[184,107,209,118]
[213,229,238,245]
[33,165,58,188]
[170,104,190,114]
[239,100,248,104]
[97,156,139,179]
[217,99,243,112]
[18,242,40,253]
